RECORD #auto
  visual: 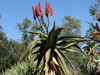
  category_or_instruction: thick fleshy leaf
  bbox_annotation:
[19,47,30,62]
[19,43,39,62]
[52,57,59,66]
[65,55,75,71]
[29,34,41,51]
[90,38,100,42]
[47,22,55,47]
[19,35,41,62]
[50,61,58,74]
[55,28,63,36]
[87,22,100,32]
[57,40,77,46]
[74,39,88,42]
[22,30,48,38]
[41,40,47,46]
[57,56,66,74]
[22,30,41,34]
[55,49,72,75]
[33,47,45,61]
[59,49,76,72]
[34,53,43,68]
[52,28,64,47]
[57,38,87,47]
[58,36,83,41]
[57,41,67,46]
[40,33,48,39]
[62,42,77,49]
[52,57,63,75]
[74,44,85,55]
[44,49,51,75]
[92,43,100,50]
[33,46,45,54]
[64,48,78,53]
[47,27,63,47]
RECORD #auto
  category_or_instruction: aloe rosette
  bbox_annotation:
[19,1,84,75]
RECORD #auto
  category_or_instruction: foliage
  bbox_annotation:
[1,60,43,75]
[17,17,40,46]
[61,16,81,36]
[86,12,100,74]
[0,26,10,72]
[0,25,26,73]
[59,16,84,74]
[1,1,98,75]
[1,62,29,75]
[89,0,100,19]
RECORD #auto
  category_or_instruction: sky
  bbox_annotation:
[0,0,95,41]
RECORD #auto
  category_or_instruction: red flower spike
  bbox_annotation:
[32,6,35,14]
[45,2,51,17]
[50,8,53,16]
[35,6,40,17]
[96,23,99,29]
[46,1,48,8]
[48,4,50,13]
[96,13,99,20]
[41,12,44,22]
[38,2,42,12]
[41,12,44,18]
[34,16,36,20]
[91,32,98,38]
[45,7,48,17]
[32,6,36,19]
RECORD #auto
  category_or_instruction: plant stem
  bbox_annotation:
[37,17,45,33]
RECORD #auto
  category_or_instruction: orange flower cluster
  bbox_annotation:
[96,23,99,29]
[32,6,36,19]
[94,13,100,29]
[91,32,100,40]
[91,13,100,40]
[32,1,53,20]
[96,13,100,22]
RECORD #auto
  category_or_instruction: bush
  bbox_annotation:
[1,61,43,75]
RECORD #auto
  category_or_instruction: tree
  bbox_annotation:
[61,16,81,36]
[17,17,40,46]
[59,16,86,74]
[17,17,32,46]
[89,0,100,19]
[0,25,26,73]
[0,26,9,71]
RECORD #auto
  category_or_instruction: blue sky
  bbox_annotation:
[0,0,95,41]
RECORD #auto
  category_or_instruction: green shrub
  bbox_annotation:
[1,61,43,75]
[1,62,28,75]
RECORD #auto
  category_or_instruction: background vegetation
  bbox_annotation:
[1,0,100,75]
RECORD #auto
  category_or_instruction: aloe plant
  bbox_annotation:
[19,1,84,75]
[84,43,100,74]
[85,12,100,74]
[19,21,84,75]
